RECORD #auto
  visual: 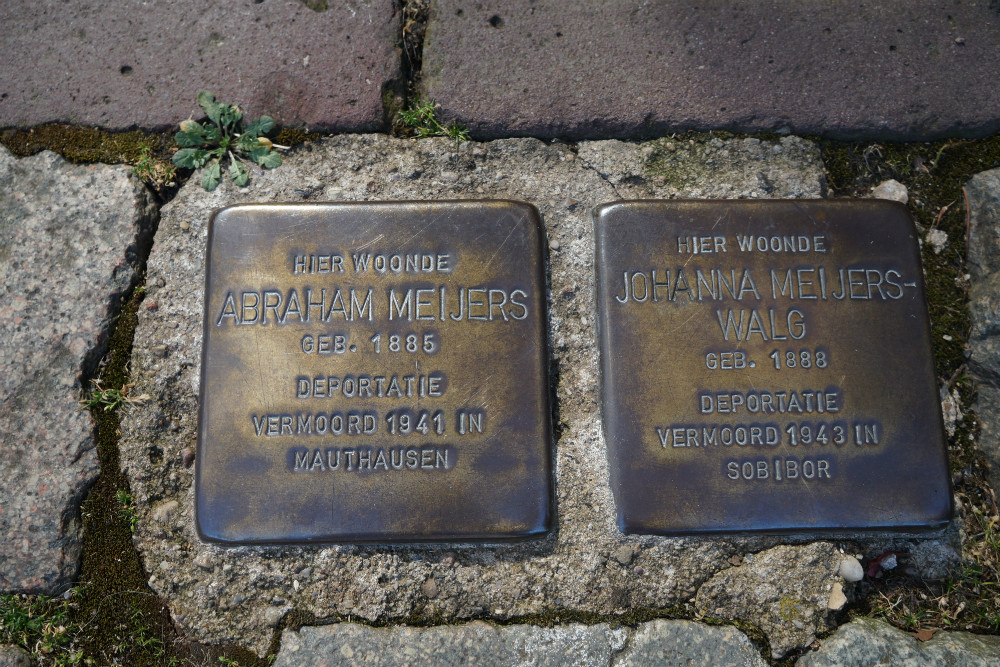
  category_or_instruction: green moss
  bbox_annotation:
[298,0,328,11]
[272,602,693,633]
[475,603,693,629]
[273,127,321,148]
[0,124,173,164]
[643,136,715,188]
[0,123,317,201]
[0,125,180,199]
[642,130,785,186]
[382,86,404,132]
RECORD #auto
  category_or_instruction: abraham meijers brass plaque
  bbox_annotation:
[196,201,552,543]
[595,200,952,535]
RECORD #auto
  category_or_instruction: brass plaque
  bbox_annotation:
[196,202,552,543]
[595,200,952,535]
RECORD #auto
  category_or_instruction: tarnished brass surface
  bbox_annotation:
[196,202,552,543]
[595,200,952,535]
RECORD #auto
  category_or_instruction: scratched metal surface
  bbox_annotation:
[196,201,551,543]
[594,200,952,535]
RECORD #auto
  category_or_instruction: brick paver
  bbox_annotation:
[423,0,1000,140]
[0,0,399,131]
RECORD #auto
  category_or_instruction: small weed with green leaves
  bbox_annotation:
[218,657,241,667]
[1,592,82,665]
[131,144,177,188]
[82,381,148,413]
[130,610,162,651]
[399,97,470,148]
[116,489,138,533]
[173,91,285,191]
[83,384,126,412]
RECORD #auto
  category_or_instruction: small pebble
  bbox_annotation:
[193,552,213,571]
[152,500,179,524]
[613,545,635,566]
[941,387,963,437]
[926,228,948,254]
[179,220,190,230]
[421,577,439,599]
[145,300,158,311]
[548,239,560,251]
[871,179,908,204]
[263,606,285,628]
[827,582,847,610]
[838,556,864,582]
[181,447,196,468]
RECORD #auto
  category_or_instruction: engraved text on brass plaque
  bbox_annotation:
[196,201,552,543]
[595,200,951,534]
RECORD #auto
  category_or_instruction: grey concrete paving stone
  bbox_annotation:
[272,619,768,666]
[0,0,399,131]
[797,617,1000,667]
[422,0,1000,141]
[617,620,767,667]
[0,644,33,667]
[966,167,1000,491]
[117,133,955,655]
[273,621,626,667]
[0,147,157,593]
[693,543,843,658]
[967,169,1000,281]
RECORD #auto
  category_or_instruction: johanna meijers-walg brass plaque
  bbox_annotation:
[595,200,952,535]
[196,201,552,543]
